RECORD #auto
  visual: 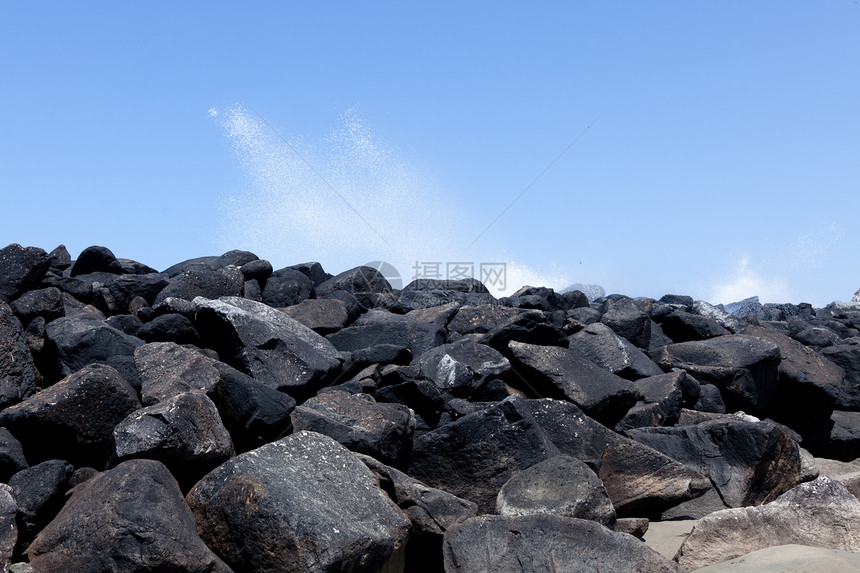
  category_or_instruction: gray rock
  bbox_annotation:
[195,296,341,399]
[8,460,74,553]
[327,309,447,359]
[567,322,664,380]
[0,484,17,573]
[443,514,683,573]
[615,517,649,537]
[0,428,28,483]
[0,302,37,410]
[154,266,244,305]
[690,300,744,333]
[186,431,410,573]
[413,339,510,399]
[135,341,223,405]
[496,454,616,529]
[261,267,314,307]
[279,298,349,335]
[675,476,860,570]
[601,297,652,348]
[405,301,461,326]
[27,459,230,572]
[688,544,860,573]
[9,287,64,325]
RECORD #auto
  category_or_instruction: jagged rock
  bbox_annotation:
[135,341,223,404]
[195,296,341,399]
[0,484,16,571]
[0,302,38,410]
[405,301,461,326]
[288,261,331,286]
[9,287,64,325]
[187,431,410,573]
[86,273,170,315]
[280,298,349,335]
[443,514,683,573]
[660,309,729,342]
[0,428,28,483]
[503,286,567,312]
[567,322,664,380]
[495,454,616,528]
[694,383,727,413]
[0,364,140,466]
[315,265,394,311]
[47,245,71,270]
[407,399,560,513]
[628,418,804,508]
[359,453,477,572]
[136,312,200,344]
[261,267,314,307]
[104,313,142,336]
[8,459,74,553]
[27,459,230,572]
[794,326,842,349]
[616,371,698,431]
[506,340,638,427]
[0,244,51,303]
[675,477,860,570]
[820,344,860,410]
[111,391,234,489]
[802,410,860,461]
[154,266,244,305]
[413,339,510,399]
[45,316,143,389]
[327,309,446,359]
[653,335,781,415]
[446,304,523,335]
[690,300,744,333]
[399,278,495,309]
[478,309,567,350]
[291,391,415,464]
[601,297,652,348]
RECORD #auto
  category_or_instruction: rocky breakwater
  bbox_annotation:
[1,242,860,572]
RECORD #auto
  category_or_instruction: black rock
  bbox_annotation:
[0,428,28,483]
[135,341,222,405]
[502,285,568,312]
[136,312,200,344]
[616,371,698,431]
[506,340,639,427]
[69,245,123,276]
[8,459,74,553]
[694,383,728,413]
[9,287,64,325]
[660,294,694,305]
[478,309,567,350]
[413,339,510,399]
[239,258,273,284]
[601,297,652,348]
[660,309,729,342]
[280,297,349,335]
[316,265,394,311]
[0,244,51,303]
[153,266,244,305]
[39,274,92,302]
[292,390,415,464]
[288,261,332,286]
[327,309,446,359]
[406,301,462,327]
[802,410,860,461]
[567,322,664,380]
[261,267,314,307]
[0,302,38,410]
[447,304,524,335]
[187,431,410,573]
[86,273,170,315]
[47,245,71,270]
[104,313,143,336]
[399,278,496,309]
[0,364,141,466]
[375,378,446,415]
[443,514,683,573]
[27,459,230,572]
[821,344,860,410]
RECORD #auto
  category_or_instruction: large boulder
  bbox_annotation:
[9,286,64,325]
[506,340,639,427]
[68,245,123,276]
[446,304,523,335]
[280,298,349,335]
[653,335,781,415]
[567,322,664,380]
[315,265,394,311]
[628,418,805,508]
[0,428,28,482]
[326,309,446,359]
[495,454,616,528]
[27,459,231,572]
[0,301,38,410]
[8,459,74,554]
[659,310,729,342]
[261,267,314,307]
[443,514,683,573]
[675,476,860,570]
[802,409,860,461]
[601,297,652,348]
[111,391,234,489]
[0,484,16,572]
[820,344,860,410]
[186,431,410,573]
[135,341,223,404]
[0,244,50,303]
[616,370,699,431]
[413,339,510,399]
[399,278,496,309]
[291,391,415,464]
[86,273,170,315]
[154,266,244,305]
[0,364,141,466]
[195,296,341,399]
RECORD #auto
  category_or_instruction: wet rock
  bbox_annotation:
[27,459,230,572]
[187,431,410,573]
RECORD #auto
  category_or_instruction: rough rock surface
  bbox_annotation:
[0,302,37,410]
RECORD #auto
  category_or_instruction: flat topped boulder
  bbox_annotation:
[186,431,410,573]
[194,296,341,399]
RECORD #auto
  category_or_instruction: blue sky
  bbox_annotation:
[2,2,858,305]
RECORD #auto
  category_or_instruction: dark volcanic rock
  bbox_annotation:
[9,286,64,325]
[8,459,74,553]
[653,335,781,415]
[86,273,170,315]
[239,258,273,283]
[187,431,410,573]
[47,244,71,270]
[507,340,638,427]
[69,245,123,276]
[616,371,695,431]
[0,301,38,409]
[446,304,523,335]
[443,514,683,573]
[45,316,143,389]
[111,391,234,489]
[407,399,560,513]
[821,344,860,410]
[601,297,652,348]
[660,309,729,342]
[567,322,664,380]
[195,296,341,399]
[27,459,230,573]
[694,383,728,413]
[135,341,223,404]
[288,261,331,286]
[261,267,314,307]
[495,454,616,528]
[291,390,415,464]
[154,266,244,305]
[502,286,567,312]
[136,312,200,344]
[478,309,567,350]
[315,265,394,310]
[0,244,51,303]
[628,418,805,507]
[0,484,16,570]
[0,364,141,466]
[0,428,28,482]
[405,301,461,326]
[326,309,446,359]
[399,278,496,309]
[413,339,510,399]
[280,297,349,335]
[802,410,860,461]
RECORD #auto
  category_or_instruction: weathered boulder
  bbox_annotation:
[69,246,123,276]
[820,344,860,410]
[261,267,314,307]
[802,410,860,461]
[675,477,860,570]
[653,335,781,414]
[111,391,234,489]
[136,312,199,344]
[495,454,616,528]
[0,484,16,571]
[27,459,231,572]
[405,301,461,326]
[315,265,394,311]
[478,309,567,350]
[154,266,244,305]
[567,322,664,380]
[629,419,804,508]
[399,278,495,309]
[86,273,170,315]
[186,431,410,573]
[0,244,51,303]
[660,309,729,342]
[9,287,64,325]
[601,297,652,348]
[0,364,140,466]
[8,459,74,553]
[135,341,223,404]
[195,296,341,399]
[446,304,523,335]
[443,514,683,573]
[502,286,567,312]
[45,316,143,389]
[413,339,510,399]
[0,428,28,483]
[616,371,699,431]
[0,302,38,410]
[407,399,560,513]
[279,298,349,335]
[327,309,446,359]
[507,340,638,427]
[291,391,415,464]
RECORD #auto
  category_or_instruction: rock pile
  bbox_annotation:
[2,242,860,572]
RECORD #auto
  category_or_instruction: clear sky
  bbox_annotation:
[2,2,858,306]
